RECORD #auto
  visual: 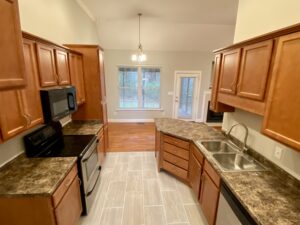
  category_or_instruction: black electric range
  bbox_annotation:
[24,122,101,215]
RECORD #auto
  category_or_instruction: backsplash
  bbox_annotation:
[223,109,300,180]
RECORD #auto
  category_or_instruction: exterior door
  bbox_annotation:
[173,72,201,121]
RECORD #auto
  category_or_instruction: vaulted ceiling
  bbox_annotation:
[79,0,239,52]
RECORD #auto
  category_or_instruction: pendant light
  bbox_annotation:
[131,13,147,63]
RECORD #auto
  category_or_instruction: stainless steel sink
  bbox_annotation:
[212,153,266,172]
[199,141,238,153]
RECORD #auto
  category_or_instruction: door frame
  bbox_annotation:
[172,71,202,121]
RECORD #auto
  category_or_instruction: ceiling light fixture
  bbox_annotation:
[131,13,147,63]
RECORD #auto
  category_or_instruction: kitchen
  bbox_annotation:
[0,0,299,225]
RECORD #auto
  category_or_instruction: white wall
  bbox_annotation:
[0,1,98,167]
[18,0,99,44]
[104,50,214,121]
[223,0,300,179]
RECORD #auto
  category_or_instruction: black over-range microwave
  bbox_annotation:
[40,86,77,123]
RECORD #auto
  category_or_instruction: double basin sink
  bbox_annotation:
[198,141,266,172]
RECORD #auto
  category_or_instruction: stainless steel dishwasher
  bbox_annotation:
[216,181,257,225]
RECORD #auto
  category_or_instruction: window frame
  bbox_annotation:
[117,65,162,110]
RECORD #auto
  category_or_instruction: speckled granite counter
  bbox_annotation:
[155,118,300,225]
[63,120,103,135]
[155,118,225,140]
[0,154,77,196]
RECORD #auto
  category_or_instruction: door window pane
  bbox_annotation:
[178,77,195,119]
[119,67,138,108]
[142,68,160,108]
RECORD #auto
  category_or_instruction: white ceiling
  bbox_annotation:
[80,0,239,52]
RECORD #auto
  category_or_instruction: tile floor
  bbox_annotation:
[80,152,209,225]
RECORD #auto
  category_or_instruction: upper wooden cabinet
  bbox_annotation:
[237,40,273,100]
[69,53,86,105]
[0,0,26,90]
[262,32,300,150]
[36,43,57,87]
[55,49,71,85]
[219,49,241,95]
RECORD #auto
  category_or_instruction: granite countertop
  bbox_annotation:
[0,154,77,197]
[155,118,300,225]
[63,120,103,135]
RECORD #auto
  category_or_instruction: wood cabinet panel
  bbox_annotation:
[190,143,204,165]
[97,128,105,165]
[69,53,86,105]
[219,49,241,95]
[199,171,220,225]
[52,165,77,207]
[104,124,109,152]
[262,32,300,150]
[163,151,189,170]
[163,142,189,160]
[163,134,190,149]
[237,40,273,100]
[189,153,202,199]
[204,160,220,188]
[0,90,26,140]
[0,0,26,90]
[36,43,57,87]
[162,160,188,180]
[55,49,70,85]
[55,177,82,225]
[155,129,162,170]
[20,39,44,128]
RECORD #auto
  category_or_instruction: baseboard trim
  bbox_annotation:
[108,119,154,123]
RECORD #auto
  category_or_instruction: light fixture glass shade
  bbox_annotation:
[131,52,147,63]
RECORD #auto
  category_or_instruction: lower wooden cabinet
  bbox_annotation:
[0,164,82,225]
[97,127,105,165]
[104,123,109,152]
[189,153,202,198]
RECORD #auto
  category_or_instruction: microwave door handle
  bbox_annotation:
[67,93,75,110]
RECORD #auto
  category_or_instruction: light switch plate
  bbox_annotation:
[274,146,283,159]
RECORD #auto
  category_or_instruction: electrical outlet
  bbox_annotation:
[274,146,283,159]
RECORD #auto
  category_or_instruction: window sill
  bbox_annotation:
[116,108,164,111]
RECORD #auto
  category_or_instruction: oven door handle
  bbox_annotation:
[86,167,101,197]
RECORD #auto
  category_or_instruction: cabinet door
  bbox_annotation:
[20,39,44,128]
[210,54,222,110]
[0,0,26,90]
[36,43,57,87]
[55,49,71,85]
[189,153,202,199]
[55,177,82,225]
[262,32,300,150]
[237,40,273,100]
[199,171,220,225]
[69,53,86,105]
[219,49,241,95]
[0,90,26,140]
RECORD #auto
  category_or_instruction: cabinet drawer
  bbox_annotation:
[164,135,189,149]
[163,151,189,170]
[55,177,82,225]
[204,160,220,188]
[191,143,204,165]
[163,160,188,180]
[163,142,189,160]
[52,164,77,207]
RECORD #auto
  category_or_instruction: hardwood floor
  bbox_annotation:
[108,122,155,152]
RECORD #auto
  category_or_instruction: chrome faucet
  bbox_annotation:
[226,123,249,152]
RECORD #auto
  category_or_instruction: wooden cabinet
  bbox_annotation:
[0,39,44,141]
[55,49,71,85]
[219,49,241,95]
[237,40,273,100]
[0,164,82,225]
[0,0,26,90]
[20,39,44,128]
[36,43,57,87]
[155,128,162,170]
[210,54,234,112]
[161,134,190,181]
[0,90,26,140]
[199,160,221,225]
[103,124,109,153]
[69,53,86,105]
[262,32,300,150]
[97,127,105,165]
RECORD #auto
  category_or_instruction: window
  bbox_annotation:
[119,67,161,109]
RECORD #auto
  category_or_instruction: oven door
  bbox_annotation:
[81,139,100,194]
